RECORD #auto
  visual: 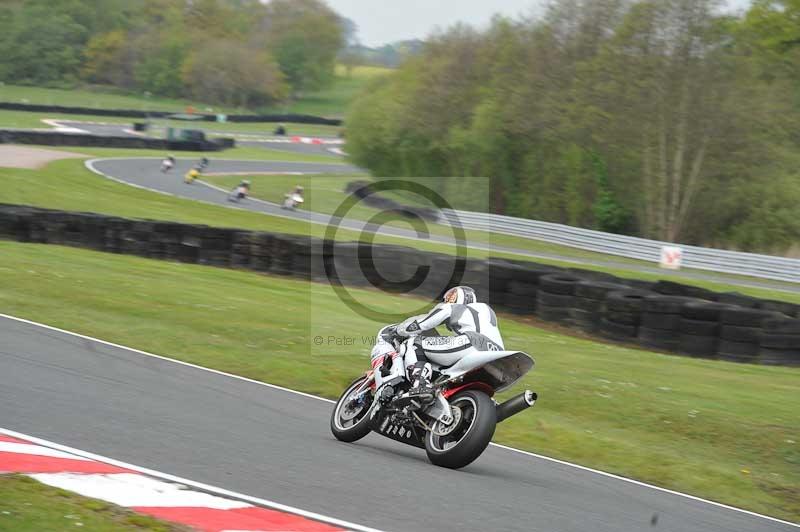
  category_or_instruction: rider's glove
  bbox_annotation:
[380,325,398,344]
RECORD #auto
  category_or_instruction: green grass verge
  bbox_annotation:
[202,173,800,303]
[0,242,797,522]
[0,109,343,138]
[0,155,469,258]
[2,155,799,304]
[0,109,131,129]
[0,474,186,531]
[265,65,391,117]
[52,146,343,164]
[0,65,391,118]
[0,83,234,113]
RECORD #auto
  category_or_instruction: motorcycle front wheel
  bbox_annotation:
[330,376,374,443]
[425,389,496,469]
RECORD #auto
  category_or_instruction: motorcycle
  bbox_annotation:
[184,168,200,184]
[160,158,175,173]
[330,334,537,469]
[282,192,304,211]
[228,185,249,203]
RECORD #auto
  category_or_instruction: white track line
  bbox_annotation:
[1,313,797,528]
[0,425,381,532]
[40,119,90,134]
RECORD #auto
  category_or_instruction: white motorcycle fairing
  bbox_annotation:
[438,350,534,393]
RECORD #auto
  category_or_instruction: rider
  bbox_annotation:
[237,180,251,197]
[385,286,504,403]
[161,154,175,171]
[184,167,200,183]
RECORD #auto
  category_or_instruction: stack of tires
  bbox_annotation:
[651,280,717,301]
[718,292,760,309]
[500,263,560,315]
[678,302,730,358]
[598,289,652,342]
[717,308,782,363]
[571,281,628,333]
[759,299,800,318]
[638,296,694,352]
[536,274,582,324]
[148,222,184,260]
[758,318,800,366]
[196,227,236,266]
[248,232,273,272]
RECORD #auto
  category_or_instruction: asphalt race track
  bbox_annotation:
[1,316,796,532]
[88,155,800,295]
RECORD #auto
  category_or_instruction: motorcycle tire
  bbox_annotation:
[330,376,374,443]
[425,390,496,469]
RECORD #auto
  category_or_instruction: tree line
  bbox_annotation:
[0,0,344,109]
[346,0,800,255]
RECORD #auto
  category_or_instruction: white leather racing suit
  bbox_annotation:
[369,325,404,388]
[394,302,504,377]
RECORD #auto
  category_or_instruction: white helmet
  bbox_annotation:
[443,286,476,304]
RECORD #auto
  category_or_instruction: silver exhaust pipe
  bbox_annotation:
[496,390,537,423]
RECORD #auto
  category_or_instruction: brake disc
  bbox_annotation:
[433,404,463,436]
[340,393,367,421]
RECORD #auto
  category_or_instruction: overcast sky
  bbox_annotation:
[326,0,754,48]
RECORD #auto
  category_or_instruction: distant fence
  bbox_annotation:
[0,102,342,126]
[441,209,800,284]
[0,130,232,152]
[1,204,798,366]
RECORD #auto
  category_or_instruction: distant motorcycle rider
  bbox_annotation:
[371,286,504,405]
[160,155,175,173]
[228,180,251,202]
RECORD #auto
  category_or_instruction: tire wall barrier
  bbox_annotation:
[0,102,342,126]
[1,203,798,367]
[0,130,232,152]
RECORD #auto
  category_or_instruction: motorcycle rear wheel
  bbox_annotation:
[330,376,374,443]
[425,390,496,469]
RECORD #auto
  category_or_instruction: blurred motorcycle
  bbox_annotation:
[160,156,175,173]
[184,168,199,184]
[331,331,537,469]
[228,180,251,202]
[281,185,305,211]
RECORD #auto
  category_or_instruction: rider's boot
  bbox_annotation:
[395,362,434,406]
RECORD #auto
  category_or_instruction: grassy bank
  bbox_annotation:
[202,172,800,303]
[0,242,797,522]
[0,65,390,118]
[1,155,799,303]
[0,109,343,138]
[0,475,184,531]
[68,146,342,164]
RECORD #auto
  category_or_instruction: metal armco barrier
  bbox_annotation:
[441,210,800,284]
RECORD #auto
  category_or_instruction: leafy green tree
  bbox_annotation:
[346,0,799,254]
[181,40,287,107]
[0,4,87,85]
[81,30,135,87]
[261,0,344,95]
